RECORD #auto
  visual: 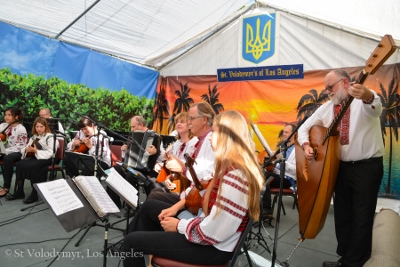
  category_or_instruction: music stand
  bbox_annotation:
[267,116,309,267]
[64,151,96,176]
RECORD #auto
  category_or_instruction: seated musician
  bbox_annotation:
[126,102,215,241]
[153,111,198,192]
[0,107,28,198]
[262,123,297,218]
[63,117,111,178]
[38,107,65,136]
[121,110,264,266]
[6,117,59,204]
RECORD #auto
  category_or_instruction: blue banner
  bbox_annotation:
[217,64,304,82]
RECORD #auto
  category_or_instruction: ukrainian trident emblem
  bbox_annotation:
[242,14,276,64]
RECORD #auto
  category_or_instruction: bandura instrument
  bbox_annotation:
[295,35,396,240]
[184,153,210,215]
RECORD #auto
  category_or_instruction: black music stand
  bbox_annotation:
[267,117,309,267]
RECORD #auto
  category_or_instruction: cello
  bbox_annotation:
[295,35,396,240]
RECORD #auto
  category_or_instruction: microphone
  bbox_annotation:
[271,158,283,165]
[99,132,114,143]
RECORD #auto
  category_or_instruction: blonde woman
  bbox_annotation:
[121,110,264,266]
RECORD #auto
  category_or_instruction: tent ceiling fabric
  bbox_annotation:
[1,0,399,73]
[0,0,249,69]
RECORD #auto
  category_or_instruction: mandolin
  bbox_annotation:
[295,34,396,240]
[156,144,191,193]
[184,153,210,215]
[26,138,41,157]
[73,134,95,154]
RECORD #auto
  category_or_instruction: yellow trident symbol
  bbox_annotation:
[246,18,271,60]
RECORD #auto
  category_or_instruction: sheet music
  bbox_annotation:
[250,123,274,156]
[105,167,138,208]
[36,179,84,216]
[73,176,120,217]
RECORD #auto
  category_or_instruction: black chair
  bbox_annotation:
[151,218,254,267]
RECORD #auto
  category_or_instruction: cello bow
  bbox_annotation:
[295,34,396,240]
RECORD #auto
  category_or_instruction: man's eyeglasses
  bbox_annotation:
[325,79,343,91]
[188,116,202,121]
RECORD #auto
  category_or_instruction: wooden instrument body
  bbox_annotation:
[295,126,340,239]
[26,138,41,158]
[185,180,210,215]
[0,133,7,144]
[73,142,89,154]
[155,166,190,194]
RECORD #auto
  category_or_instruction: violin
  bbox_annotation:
[26,138,40,157]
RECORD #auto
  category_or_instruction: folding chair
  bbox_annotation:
[48,138,66,180]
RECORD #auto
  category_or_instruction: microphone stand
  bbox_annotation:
[270,117,309,267]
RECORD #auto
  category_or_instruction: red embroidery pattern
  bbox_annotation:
[334,105,350,145]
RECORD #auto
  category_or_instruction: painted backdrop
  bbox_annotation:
[153,64,400,198]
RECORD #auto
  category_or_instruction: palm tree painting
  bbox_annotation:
[167,82,194,132]
[296,89,329,121]
[153,78,170,133]
[201,84,224,115]
[377,78,399,196]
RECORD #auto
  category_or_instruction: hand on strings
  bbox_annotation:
[160,217,179,232]
[303,144,315,160]
[121,144,127,151]
[72,139,82,149]
[165,155,184,173]
[82,137,92,149]
[165,177,177,190]
[154,162,163,173]
[146,145,157,156]
[26,145,37,153]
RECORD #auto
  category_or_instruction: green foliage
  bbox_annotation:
[0,68,154,133]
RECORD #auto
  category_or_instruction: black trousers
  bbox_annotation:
[122,199,232,266]
[334,158,383,267]
[1,152,22,189]
[262,172,292,209]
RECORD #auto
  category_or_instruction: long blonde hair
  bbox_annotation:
[203,110,264,221]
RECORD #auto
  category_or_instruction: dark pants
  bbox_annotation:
[15,157,52,196]
[262,172,292,210]
[122,231,232,266]
[122,199,232,266]
[1,152,22,189]
[334,158,383,267]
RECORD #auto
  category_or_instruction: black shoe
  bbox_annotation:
[322,260,345,267]
[5,192,25,200]
[23,189,39,204]
[23,196,39,204]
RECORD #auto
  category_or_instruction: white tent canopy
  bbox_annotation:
[1,0,399,75]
